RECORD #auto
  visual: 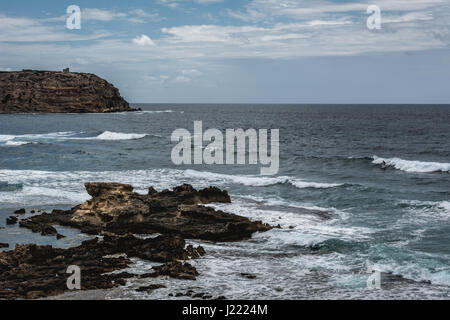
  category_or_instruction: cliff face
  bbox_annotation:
[0,70,133,113]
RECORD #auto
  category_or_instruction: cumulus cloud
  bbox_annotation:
[0,0,449,68]
[133,35,156,46]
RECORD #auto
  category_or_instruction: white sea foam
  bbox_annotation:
[0,168,342,207]
[135,110,183,114]
[184,169,342,189]
[399,200,450,222]
[372,156,450,173]
[0,131,150,145]
[4,141,34,146]
[89,131,148,141]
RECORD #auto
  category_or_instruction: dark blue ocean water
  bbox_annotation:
[0,104,449,299]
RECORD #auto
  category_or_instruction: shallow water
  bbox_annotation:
[0,104,449,299]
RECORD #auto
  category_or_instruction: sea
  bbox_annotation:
[0,104,449,299]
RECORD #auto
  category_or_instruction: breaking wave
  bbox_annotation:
[0,168,342,206]
[184,169,342,189]
[0,131,150,146]
[372,156,450,173]
[87,131,148,141]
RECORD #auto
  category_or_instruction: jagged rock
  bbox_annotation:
[6,216,18,225]
[20,183,272,241]
[0,243,8,249]
[19,219,57,236]
[0,70,137,114]
[0,234,200,299]
[136,284,166,292]
[14,208,26,214]
[146,261,199,280]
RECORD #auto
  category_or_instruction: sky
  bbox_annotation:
[0,0,450,103]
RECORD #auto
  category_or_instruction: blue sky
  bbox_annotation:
[1,0,450,103]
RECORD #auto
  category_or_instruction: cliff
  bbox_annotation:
[0,69,135,113]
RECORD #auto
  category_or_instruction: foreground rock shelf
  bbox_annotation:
[0,183,272,299]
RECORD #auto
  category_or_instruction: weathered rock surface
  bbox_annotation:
[0,234,204,299]
[20,183,272,241]
[0,70,136,114]
[5,183,272,299]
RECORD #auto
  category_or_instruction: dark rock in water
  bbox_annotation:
[0,234,200,299]
[379,272,432,289]
[20,183,272,241]
[186,244,206,259]
[19,219,57,236]
[240,273,257,279]
[14,208,26,214]
[136,284,166,292]
[172,290,218,300]
[146,261,199,280]
[56,233,66,240]
[6,216,18,225]
[0,69,136,114]
[0,243,8,248]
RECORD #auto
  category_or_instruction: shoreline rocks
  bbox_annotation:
[0,69,138,114]
[2,183,273,299]
[20,183,272,241]
[0,233,204,299]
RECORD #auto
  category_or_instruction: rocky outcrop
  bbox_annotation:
[7,183,272,299]
[0,234,205,299]
[20,183,272,241]
[0,69,136,113]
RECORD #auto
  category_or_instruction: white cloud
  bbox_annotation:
[0,0,449,72]
[127,9,165,23]
[82,8,127,21]
[175,75,192,82]
[195,0,224,3]
[133,35,156,46]
[157,0,180,9]
[144,74,171,84]
[227,0,445,22]
[182,69,202,76]
[0,14,111,42]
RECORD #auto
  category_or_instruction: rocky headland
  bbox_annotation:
[0,69,137,113]
[0,183,272,299]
